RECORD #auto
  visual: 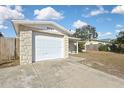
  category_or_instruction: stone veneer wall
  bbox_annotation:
[64,35,69,58]
[20,31,32,65]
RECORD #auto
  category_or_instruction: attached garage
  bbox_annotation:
[12,20,79,65]
[32,32,64,61]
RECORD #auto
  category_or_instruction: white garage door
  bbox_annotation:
[32,33,64,61]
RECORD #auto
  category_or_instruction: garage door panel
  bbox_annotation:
[33,33,64,61]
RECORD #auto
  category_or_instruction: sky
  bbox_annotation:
[0,5,124,39]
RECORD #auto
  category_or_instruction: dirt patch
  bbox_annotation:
[73,51,124,79]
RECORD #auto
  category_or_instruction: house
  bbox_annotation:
[84,40,111,51]
[12,20,79,65]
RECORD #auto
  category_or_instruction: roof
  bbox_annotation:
[12,20,73,36]
[90,39,111,43]
[69,37,80,41]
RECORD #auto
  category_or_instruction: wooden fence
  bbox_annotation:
[0,37,19,64]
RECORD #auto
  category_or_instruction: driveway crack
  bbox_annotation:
[31,64,45,88]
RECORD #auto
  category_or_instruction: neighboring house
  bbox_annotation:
[12,20,79,65]
[84,40,111,51]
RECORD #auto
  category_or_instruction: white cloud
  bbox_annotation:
[116,24,123,28]
[90,6,108,16]
[105,32,112,35]
[34,7,64,20]
[115,29,124,33]
[115,24,124,33]
[15,6,23,12]
[85,7,89,10]
[73,20,88,28]
[115,28,124,33]
[115,30,121,33]
[111,5,124,15]
[120,28,124,31]
[96,17,112,23]
[84,6,109,17]
[0,24,8,29]
[0,5,24,21]
[98,32,112,38]
[0,5,24,30]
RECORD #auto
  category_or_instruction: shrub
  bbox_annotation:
[109,44,124,53]
[98,44,109,52]
[78,41,85,52]
[109,44,118,52]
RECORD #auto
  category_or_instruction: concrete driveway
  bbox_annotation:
[0,57,124,88]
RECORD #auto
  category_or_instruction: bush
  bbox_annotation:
[98,44,109,51]
[78,41,85,52]
[109,44,124,53]
[109,44,118,52]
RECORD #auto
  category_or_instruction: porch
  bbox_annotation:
[69,37,80,54]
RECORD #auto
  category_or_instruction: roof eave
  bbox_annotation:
[12,20,73,36]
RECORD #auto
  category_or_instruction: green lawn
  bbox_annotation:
[73,51,124,79]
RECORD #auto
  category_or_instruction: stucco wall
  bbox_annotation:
[20,31,32,65]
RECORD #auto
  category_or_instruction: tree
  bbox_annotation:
[109,31,124,53]
[73,25,98,40]
[117,31,124,53]
[117,31,124,44]
[0,32,4,37]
